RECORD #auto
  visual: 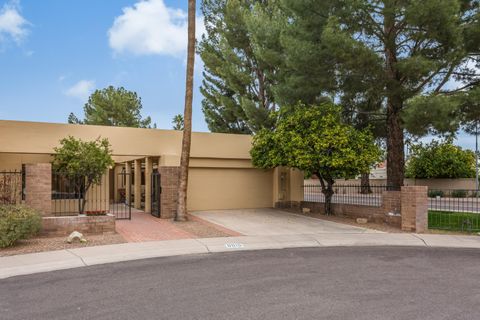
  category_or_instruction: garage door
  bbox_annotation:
[187,168,273,211]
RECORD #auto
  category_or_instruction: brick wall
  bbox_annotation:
[24,163,52,216]
[279,190,403,228]
[41,214,116,236]
[278,187,428,231]
[401,186,428,232]
[159,166,180,219]
[296,201,385,223]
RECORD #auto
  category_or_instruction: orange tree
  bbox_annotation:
[53,136,113,214]
[251,103,381,215]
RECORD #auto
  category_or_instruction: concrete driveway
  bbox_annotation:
[191,208,379,236]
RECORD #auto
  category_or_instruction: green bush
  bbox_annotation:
[428,190,444,198]
[0,205,42,248]
[451,190,468,198]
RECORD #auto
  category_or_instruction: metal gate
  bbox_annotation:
[111,171,132,220]
[151,171,161,218]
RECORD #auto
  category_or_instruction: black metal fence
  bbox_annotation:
[50,172,132,219]
[51,172,108,216]
[428,189,480,232]
[303,184,395,207]
[0,171,23,205]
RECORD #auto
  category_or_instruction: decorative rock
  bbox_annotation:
[67,231,86,244]
[356,218,368,224]
[302,208,311,214]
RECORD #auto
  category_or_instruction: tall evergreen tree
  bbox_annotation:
[251,0,479,188]
[199,0,279,134]
[323,0,478,188]
[68,86,154,128]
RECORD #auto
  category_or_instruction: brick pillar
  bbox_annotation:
[401,186,428,233]
[158,166,180,219]
[24,163,52,216]
[382,190,402,227]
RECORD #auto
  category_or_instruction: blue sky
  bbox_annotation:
[0,0,207,131]
[0,0,477,151]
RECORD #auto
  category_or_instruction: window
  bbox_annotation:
[51,173,85,200]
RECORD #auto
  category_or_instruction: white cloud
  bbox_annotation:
[65,80,95,100]
[108,0,205,57]
[0,0,29,44]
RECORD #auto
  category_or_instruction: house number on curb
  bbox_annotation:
[225,243,245,249]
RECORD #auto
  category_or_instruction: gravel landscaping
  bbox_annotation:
[174,215,240,238]
[0,233,127,257]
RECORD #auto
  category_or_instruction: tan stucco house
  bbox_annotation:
[0,120,303,219]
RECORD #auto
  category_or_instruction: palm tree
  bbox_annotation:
[175,0,196,221]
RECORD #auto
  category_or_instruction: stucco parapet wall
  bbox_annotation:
[0,120,254,160]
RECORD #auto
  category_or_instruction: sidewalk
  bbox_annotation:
[1,232,480,279]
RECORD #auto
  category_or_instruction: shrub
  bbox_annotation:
[451,190,468,198]
[428,190,444,198]
[0,205,42,248]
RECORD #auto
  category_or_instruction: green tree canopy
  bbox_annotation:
[68,86,155,128]
[52,136,114,214]
[199,0,279,134]
[251,103,381,214]
[246,0,480,188]
[403,86,480,137]
[172,114,184,130]
[406,139,476,179]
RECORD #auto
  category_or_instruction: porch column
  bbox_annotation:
[125,162,132,205]
[144,157,153,213]
[134,159,142,209]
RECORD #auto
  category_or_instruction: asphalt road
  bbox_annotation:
[1,247,480,320]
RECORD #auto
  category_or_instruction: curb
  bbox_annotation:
[1,233,479,279]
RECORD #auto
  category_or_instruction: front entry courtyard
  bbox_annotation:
[115,209,241,242]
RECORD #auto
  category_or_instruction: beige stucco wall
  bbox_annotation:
[0,120,253,162]
[0,120,304,211]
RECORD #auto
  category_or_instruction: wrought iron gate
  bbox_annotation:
[151,171,161,218]
[111,171,132,220]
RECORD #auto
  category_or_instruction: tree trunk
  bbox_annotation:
[176,0,196,222]
[318,175,334,215]
[360,172,372,194]
[386,102,404,189]
[78,182,90,215]
[384,6,405,190]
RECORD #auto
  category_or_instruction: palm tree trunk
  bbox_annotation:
[175,0,196,221]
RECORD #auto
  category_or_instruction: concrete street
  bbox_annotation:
[1,246,479,320]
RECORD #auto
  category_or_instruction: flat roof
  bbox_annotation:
[0,120,254,159]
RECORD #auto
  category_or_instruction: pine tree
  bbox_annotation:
[251,0,480,188]
[68,86,154,128]
[199,0,278,134]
